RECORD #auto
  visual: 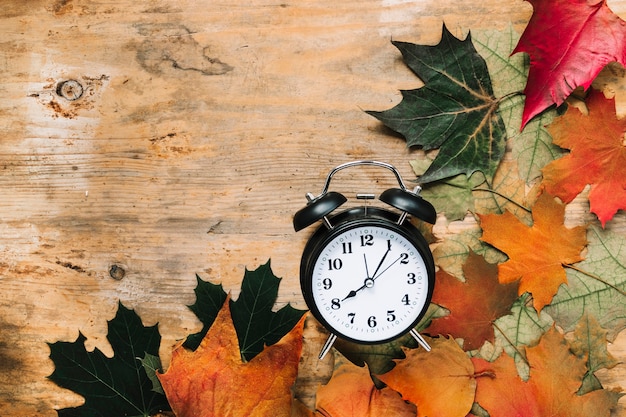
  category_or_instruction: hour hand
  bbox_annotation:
[341,287,360,301]
[341,277,374,301]
[342,290,355,301]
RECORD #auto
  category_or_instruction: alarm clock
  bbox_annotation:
[293,160,436,359]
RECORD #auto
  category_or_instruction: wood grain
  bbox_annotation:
[0,0,625,415]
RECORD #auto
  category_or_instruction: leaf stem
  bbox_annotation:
[472,187,531,213]
[563,263,626,296]
[496,91,524,105]
[492,321,530,367]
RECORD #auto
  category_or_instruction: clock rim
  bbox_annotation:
[299,206,435,344]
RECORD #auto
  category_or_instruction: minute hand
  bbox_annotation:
[370,240,392,279]
[372,254,404,281]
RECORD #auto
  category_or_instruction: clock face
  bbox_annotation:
[307,222,432,343]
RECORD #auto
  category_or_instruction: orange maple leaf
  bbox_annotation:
[315,363,416,417]
[472,327,622,417]
[479,192,587,311]
[377,336,475,417]
[425,251,519,350]
[158,296,306,417]
[542,89,626,227]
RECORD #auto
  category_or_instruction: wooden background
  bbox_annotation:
[1,0,625,415]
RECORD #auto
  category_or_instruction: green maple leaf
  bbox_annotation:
[183,275,228,350]
[48,302,170,417]
[366,24,506,184]
[472,24,564,183]
[545,225,626,341]
[184,260,306,361]
[230,260,307,361]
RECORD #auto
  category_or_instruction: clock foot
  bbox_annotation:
[410,329,431,352]
[318,333,337,360]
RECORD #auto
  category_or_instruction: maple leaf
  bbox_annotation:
[425,251,519,350]
[472,328,622,417]
[315,362,416,417]
[473,25,565,180]
[545,225,626,340]
[158,296,306,417]
[367,24,507,184]
[492,293,554,379]
[183,275,227,350]
[183,261,306,360]
[432,225,506,280]
[479,192,587,311]
[541,89,626,226]
[570,314,620,395]
[513,0,626,127]
[377,336,476,417]
[230,261,306,361]
[48,302,170,417]
[410,158,485,221]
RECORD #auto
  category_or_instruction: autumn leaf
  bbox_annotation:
[377,336,475,417]
[492,293,554,379]
[367,24,507,184]
[48,302,170,417]
[473,25,565,181]
[472,328,622,417]
[545,225,626,340]
[472,159,528,219]
[541,89,626,226]
[513,0,626,127]
[230,261,306,361]
[158,296,305,417]
[409,157,485,221]
[315,362,416,417]
[479,192,587,311]
[570,314,620,394]
[433,225,506,280]
[183,275,227,350]
[333,333,415,376]
[183,261,306,360]
[425,251,519,350]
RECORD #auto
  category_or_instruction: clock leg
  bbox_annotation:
[410,329,431,352]
[318,333,337,360]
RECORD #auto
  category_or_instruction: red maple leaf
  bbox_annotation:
[542,89,626,226]
[513,0,626,127]
[425,252,519,350]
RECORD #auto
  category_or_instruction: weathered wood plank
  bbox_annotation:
[0,0,625,415]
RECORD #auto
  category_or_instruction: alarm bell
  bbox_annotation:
[292,160,436,231]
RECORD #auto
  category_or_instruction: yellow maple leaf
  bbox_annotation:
[158,296,306,417]
[479,192,587,311]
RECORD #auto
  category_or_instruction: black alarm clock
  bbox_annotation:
[293,160,436,359]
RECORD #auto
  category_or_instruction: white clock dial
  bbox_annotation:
[310,225,430,343]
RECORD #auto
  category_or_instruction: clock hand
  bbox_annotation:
[370,239,392,279]
[341,254,374,301]
[371,253,403,281]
